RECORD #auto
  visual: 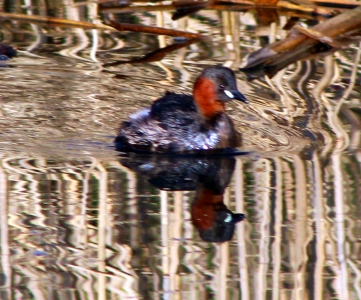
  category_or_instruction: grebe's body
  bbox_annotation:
[115,66,248,153]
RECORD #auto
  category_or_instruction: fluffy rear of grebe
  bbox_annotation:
[115,92,241,153]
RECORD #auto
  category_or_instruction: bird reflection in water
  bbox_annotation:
[119,153,245,243]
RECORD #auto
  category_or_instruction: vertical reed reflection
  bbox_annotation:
[0,158,10,300]
[0,152,360,298]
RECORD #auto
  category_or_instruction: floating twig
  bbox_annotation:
[0,43,17,59]
[104,38,201,66]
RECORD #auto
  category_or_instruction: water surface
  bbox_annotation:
[0,2,361,299]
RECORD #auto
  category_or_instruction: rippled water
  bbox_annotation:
[0,2,361,300]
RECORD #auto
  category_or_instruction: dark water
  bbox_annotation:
[0,2,361,300]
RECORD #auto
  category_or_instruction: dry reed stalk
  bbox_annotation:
[104,19,206,39]
[99,4,175,13]
[311,0,360,8]
[99,1,339,18]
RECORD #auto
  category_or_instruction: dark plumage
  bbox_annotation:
[115,66,248,153]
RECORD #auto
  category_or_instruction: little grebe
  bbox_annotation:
[115,66,248,153]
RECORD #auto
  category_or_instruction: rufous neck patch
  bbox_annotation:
[193,77,225,119]
[191,188,224,230]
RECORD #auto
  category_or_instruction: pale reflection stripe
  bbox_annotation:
[216,242,228,300]
[160,190,170,299]
[217,187,230,300]
[312,151,326,300]
[292,155,308,300]
[332,153,349,300]
[312,56,337,158]
[89,2,99,63]
[182,192,200,300]
[255,159,271,300]
[0,157,11,295]
[96,161,107,300]
[272,158,282,300]
[28,161,46,228]
[90,29,99,63]
[171,191,182,300]
[235,158,250,300]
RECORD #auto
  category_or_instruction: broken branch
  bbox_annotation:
[240,6,361,74]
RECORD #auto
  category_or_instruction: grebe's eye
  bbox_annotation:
[219,84,225,90]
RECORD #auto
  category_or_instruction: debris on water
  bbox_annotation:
[0,43,17,59]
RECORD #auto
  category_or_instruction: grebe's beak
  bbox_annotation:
[224,89,249,104]
[230,213,246,223]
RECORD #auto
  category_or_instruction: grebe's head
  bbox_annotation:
[191,188,246,243]
[193,66,248,119]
